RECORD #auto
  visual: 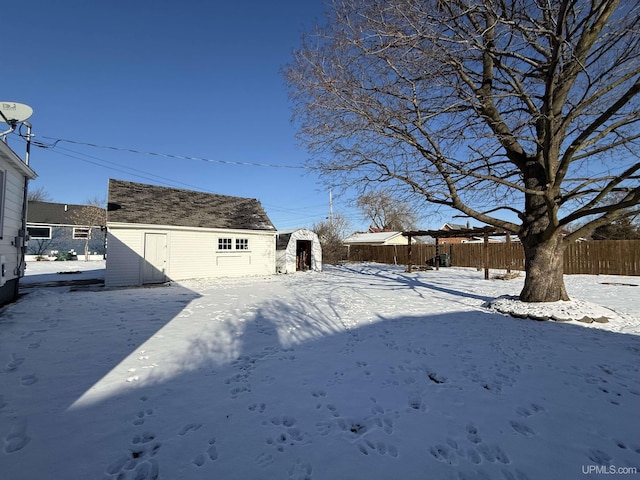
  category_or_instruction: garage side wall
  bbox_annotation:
[105,228,143,287]
[106,224,276,287]
[169,229,275,280]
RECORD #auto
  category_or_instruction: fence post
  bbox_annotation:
[506,234,511,274]
[407,235,413,272]
[484,232,489,280]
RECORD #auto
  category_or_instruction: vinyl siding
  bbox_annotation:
[105,224,276,287]
[104,228,144,287]
[0,164,28,285]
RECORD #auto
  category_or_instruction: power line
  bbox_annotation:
[37,135,311,170]
[13,131,366,227]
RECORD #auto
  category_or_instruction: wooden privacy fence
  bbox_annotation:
[343,240,640,275]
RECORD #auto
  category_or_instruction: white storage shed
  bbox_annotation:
[275,228,322,273]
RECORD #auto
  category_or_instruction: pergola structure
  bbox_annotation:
[402,227,514,279]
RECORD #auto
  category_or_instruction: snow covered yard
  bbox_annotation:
[1,261,639,480]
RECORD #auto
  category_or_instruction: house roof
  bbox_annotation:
[275,228,318,250]
[343,231,406,245]
[441,223,468,231]
[107,179,276,231]
[28,201,101,226]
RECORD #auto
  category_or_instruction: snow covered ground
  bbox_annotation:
[1,260,639,480]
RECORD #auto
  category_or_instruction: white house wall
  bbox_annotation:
[105,224,276,287]
[0,163,28,288]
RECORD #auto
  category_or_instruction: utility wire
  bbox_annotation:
[37,135,311,170]
[14,131,359,226]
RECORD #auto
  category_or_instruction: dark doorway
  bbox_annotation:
[296,240,312,271]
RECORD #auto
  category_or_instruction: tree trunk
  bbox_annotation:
[519,159,569,302]
[519,232,569,302]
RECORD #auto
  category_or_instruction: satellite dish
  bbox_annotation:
[0,102,33,124]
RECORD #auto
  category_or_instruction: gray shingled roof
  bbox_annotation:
[107,179,276,231]
[28,201,103,225]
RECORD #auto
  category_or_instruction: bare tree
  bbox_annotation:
[71,197,106,262]
[356,189,419,231]
[28,186,52,202]
[312,213,351,264]
[286,0,640,302]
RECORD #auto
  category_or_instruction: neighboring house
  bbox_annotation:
[439,222,473,244]
[0,140,37,305]
[276,228,322,273]
[439,223,504,243]
[105,179,277,287]
[26,201,107,258]
[343,231,414,246]
[461,236,505,244]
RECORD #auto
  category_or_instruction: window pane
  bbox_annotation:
[236,238,249,250]
[218,238,232,250]
[73,228,90,239]
[28,227,52,239]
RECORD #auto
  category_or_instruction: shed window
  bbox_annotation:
[28,226,52,239]
[73,227,90,239]
[218,238,232,250]
[236,238,249,250]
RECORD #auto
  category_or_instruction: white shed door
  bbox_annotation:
[143,233,167,284]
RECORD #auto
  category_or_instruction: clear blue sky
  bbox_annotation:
[2,0,453,232]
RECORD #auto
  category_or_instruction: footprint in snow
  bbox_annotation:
[132,432,157,445]
[20,374,38,386]
[248,402,267,413]
[288,459,313,480]
[256,452,274,468]
[429,444,458,465]
[509,420,536,437]
[407,392,426,412]
[178,423,203,436]
[3,417,30,454]
[191,437,218,467]
[587,448,612,465]
[357,439,399,458]
[6,354,25,372]
[500,468,531,480]
[477,443,511,464]
[133,409,155,426]
[466,424,482,444]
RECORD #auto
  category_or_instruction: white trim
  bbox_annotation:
[73,227,90,239]
[0,141,36,179]
[107,222,276,237]
[27,225,52,239]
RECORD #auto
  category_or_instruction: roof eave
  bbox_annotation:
[0,141,37,179]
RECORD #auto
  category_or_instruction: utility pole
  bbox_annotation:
[329,188,333,226]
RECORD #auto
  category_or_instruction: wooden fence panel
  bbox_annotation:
[342,240,640,276]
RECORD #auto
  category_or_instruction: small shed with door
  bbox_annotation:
[275,228,322,273]
[105,179,277,287]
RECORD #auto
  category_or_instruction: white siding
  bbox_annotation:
[0,164,28,284]
[105,224,276,287]
[104,228,144,287]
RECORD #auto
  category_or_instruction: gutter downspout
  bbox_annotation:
[16,122,32,280]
